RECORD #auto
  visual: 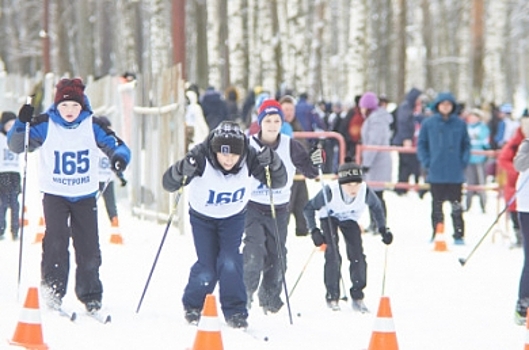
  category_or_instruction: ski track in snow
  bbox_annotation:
[0,166,526,349]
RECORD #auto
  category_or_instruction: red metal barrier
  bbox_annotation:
[293,131,347,165]
[355,144,502,192]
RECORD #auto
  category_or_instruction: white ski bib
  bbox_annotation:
[98,149,113,182]
[39,117,99,196]
[249,134,296,205]
[318,181,368,222]
[516,170,529,212]
[188,160,252,218]
[0,133,19,172]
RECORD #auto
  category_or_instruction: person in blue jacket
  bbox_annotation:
[8,78,131,313]
[417,92,470,244]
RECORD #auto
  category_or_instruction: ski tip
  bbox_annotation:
[71,312,77,322]
[105,315,112,324]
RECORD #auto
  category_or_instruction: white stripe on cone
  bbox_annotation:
[17,308,42,324]
[197,315,220,332]
[372,317,395,333]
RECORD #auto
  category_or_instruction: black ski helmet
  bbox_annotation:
[210,121,246,156]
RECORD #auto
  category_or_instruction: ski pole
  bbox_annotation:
[265,166,293,325]
[17,95,33,299]
[317,161,344,304]
[289,246,318,298]
[459,174,529,266]
[136,176,186,313]
[96,170,125,201]
[381,245,388,295]
[340,276,348,301]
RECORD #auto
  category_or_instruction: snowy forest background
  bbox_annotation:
[1,0,529,109]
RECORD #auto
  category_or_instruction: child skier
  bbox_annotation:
[8,78,131,313]
[303,161,393,312]
[97,116,124,227]
[0,111,21,240]
[243,99,319,314]
[162,121,287,329]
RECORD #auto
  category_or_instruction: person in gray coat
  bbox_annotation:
[359,92,393,232]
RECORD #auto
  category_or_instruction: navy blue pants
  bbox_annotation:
[183,210,247,320]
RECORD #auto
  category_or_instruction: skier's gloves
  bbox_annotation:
[18,104,34,123]
[256,146,282,171]
[379,227,393,245]
[311,228,325,247]
[310,147,325,166]
[111,154,127,172]
[181,156,197,177]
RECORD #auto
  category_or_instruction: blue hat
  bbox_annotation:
[257,99,284,125]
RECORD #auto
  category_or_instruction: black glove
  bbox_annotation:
[18,104,34,123]
[111,154,127,172]
[379,227,393,245]
[257,146,274,167]
[310,228,325,247]
[310,147,326,166]
[181,156,197,177]
[361,166,370,174]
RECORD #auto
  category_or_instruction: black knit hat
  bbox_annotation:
[337,162,364,184]
[1,111,16,124]
[210,121,246,155]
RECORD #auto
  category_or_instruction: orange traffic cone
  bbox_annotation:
[9,287,48,350]
[433,222,448,252]
[109,217,123,244]
[19,206,29,228]
[34,216,45,243]
[191,294,223,350]
[368,296,399,350]
[524,309,529,350]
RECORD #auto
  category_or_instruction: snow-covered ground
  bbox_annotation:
[0,170,527,349]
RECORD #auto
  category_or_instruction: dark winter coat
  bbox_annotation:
[201,88,229,130]
[392,88,422,146]
[295,97,326,132]
[162,131,288,194]
[417,92,470,184]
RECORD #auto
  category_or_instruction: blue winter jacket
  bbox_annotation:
[417,92,470,184]
[7,96,131,201]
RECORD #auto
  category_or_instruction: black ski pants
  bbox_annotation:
[430,183,465,239]
[41,194,102,304]
[243,205,288,310]
[320,217,366,301]
[288,179,309,236]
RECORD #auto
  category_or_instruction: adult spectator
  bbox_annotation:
[201,86,229,130]
[417,92,470,244]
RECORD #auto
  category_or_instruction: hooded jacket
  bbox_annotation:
[417,92,470,184]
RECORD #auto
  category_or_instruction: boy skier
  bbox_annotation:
[243,99,319,314]
[162,121,287,328]
[8,78,131,313]
[303,161,393,312]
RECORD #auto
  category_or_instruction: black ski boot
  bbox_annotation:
[84,300,102,313]
[184,308,201,325]
[226,313,248,329]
